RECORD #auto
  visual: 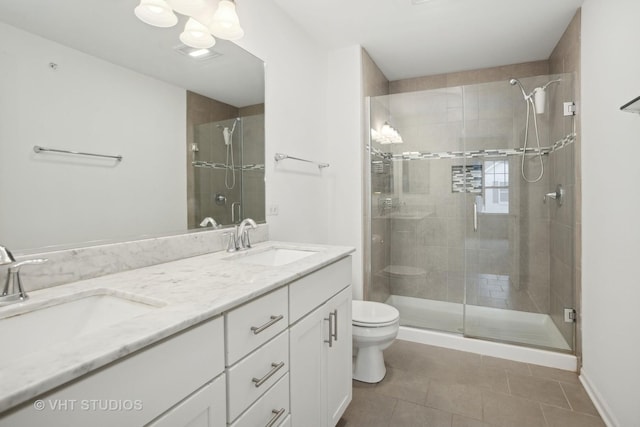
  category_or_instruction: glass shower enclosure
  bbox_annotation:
[366,74,576,352]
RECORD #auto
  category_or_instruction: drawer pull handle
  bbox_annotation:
[252,361,285,387]
[251,315,284,335]
[324,310,337,347]
[265,408,286,427]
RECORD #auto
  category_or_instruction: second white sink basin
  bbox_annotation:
[0,292,162,358]
[227,247,317,266]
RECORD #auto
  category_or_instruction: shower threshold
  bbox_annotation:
[386,294,571,352]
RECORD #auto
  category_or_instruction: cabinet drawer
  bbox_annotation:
[148,374,226,427]
[289,257,351,324]
[227,330,289,422]
[229,374,289,427]
[225,287,288,365]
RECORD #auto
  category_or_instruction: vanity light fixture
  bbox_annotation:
[134,0,244,50]
[371,122,403,145]
[134,0,178,27]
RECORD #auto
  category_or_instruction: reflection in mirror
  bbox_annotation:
[0,0,265,252]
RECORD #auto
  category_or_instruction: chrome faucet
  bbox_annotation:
[225,218,258,252]
[0,245,48,306]
[199,217,221,229]
[237,218,257,250]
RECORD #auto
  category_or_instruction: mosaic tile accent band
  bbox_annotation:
[192,161,265,171]
[452,164,483,193]
[371,132,576,161]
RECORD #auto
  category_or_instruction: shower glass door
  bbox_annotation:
[462,75,576,352]
[368,88,467,334]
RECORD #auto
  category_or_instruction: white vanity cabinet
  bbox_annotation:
[0,253,352,427]
[289,257,352,427]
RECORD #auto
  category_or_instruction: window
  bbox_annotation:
[483,160,509,214]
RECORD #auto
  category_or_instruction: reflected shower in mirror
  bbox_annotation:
[0,0,265,252]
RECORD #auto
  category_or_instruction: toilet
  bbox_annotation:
[352,300,400,383]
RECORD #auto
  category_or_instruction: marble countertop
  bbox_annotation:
[0,241,354,413]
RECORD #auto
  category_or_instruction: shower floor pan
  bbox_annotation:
[386,294,571,351]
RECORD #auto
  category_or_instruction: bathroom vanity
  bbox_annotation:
[0,242,353,427]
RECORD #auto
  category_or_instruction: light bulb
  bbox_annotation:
[180,18,216,48]
[134,0,178,28]
[209,0,244,40]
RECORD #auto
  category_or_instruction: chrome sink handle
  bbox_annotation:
[1,258,48,306]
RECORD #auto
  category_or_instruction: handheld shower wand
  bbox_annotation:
[222,118,240,189]
[510,77,560,183]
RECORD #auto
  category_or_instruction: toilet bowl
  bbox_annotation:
[352,300,400,383]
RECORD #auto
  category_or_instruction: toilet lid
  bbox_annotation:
[352,300,399,325]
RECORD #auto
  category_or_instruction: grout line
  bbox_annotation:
[559,381,574,411]
[540,402,551,427]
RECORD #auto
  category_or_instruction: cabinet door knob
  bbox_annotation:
[251,314,284,335]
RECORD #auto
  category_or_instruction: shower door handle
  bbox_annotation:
[473,201,478,232]
[231,202,241,223]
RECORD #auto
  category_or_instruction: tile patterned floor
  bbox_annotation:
[339,340,604,427]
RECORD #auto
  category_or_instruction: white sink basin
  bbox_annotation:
[0,292,161,358]
[227,247,317,266]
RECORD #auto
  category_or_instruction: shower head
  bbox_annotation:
[509,78,528,100]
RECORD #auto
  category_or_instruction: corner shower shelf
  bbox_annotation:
[620,95,640,114]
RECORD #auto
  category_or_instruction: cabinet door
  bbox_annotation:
[289,305,327,427]
[149,374,226,427]
[325,287,352,426]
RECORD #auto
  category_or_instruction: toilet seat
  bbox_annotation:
[352,300,399,327]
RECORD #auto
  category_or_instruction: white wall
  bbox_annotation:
[0,23,186,251]
[580,0,640,425]
[235,0,331,244]
[326,46,365,299]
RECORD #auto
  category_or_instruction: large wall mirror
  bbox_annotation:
[0,0,265,252]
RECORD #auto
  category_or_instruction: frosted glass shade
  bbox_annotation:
[134,0,178,28]
[209,0,244,40]
[180,18,216,48]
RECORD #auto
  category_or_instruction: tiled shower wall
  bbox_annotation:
[369,77,561,314]
[187,91,238,228]
[186,91,265,228]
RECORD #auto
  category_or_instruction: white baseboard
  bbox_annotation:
[579,370,618,427]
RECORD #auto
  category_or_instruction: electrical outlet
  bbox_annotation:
[267,204,279,216]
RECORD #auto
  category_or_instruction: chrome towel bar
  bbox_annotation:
[274,152,329,169]
[33,145,123,161]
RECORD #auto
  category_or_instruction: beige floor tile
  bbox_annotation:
[560,382,600,416]
[425,380,483,420]
[384,339,439,371]
[389,400,453,427]
[481,355,531,375]
[341,387,397,427]
[452,414,494,427]
[482,390,548,427]
[507,373,570,408]
[375,366,430,404]
[454,365,510,394]
[542,404,606,427]
[528,364,580,384]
